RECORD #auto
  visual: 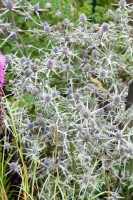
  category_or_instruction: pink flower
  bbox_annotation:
[0,52,6,88]
[0,52,5,127]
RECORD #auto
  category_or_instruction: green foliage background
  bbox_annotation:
[1,0,117,57]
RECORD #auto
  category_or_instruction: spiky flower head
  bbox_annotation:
[6,0,13,11]
[101,23,110,32]
[119,0,127,7]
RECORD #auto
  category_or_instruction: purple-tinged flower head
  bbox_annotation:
[87,83,94,90]
[0,53,6,88]
[20,56,27,63]
[53,46,59,54]
[62,46,69,55]
[33,4,39,12]
[25,68,32,77]
[127,147,133,155]
[44,94,52,104]
[83,109,91,119]
[99,70,108,78]
[5,55,12,63]
[76,103,84,112]
[49,124,56,132]
[62,18,70,26]
[52,25,57,30]
[44,25,50,34]
[101,23,109,32]
[67,87,73,94]
[82,58,89,65]
[27,122,34,129]
[83,133,91,142]
[11,32,17,40]
[119,146,125,156]
[43,159,49,168]
[84,63,91,72]
[56,10,62,18]
[74,93,81,101]
[79,14,87,23]
[81,27,87,33]
[119,0,127,7]
[115,131,123,140]
[23,87,27,93]
[10,162,17,171]
[31,87,39,96]
[42,21,49,27]
[82,174,89,183]
[113,95,121,105]
[52,90,60,98]
[93,87,99,94]
[32,147,37,154]
[65,34,71,42]
[36,117,45,126]
[46,59,54,69]
[82,49,88,58]
[6,0,13,11]
[92,50,99,57]
[65,63,72,72]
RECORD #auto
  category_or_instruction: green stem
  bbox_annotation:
[68,136,76,175]
[10,11,28,57]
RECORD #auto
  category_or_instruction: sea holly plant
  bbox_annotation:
[0,0,133,199]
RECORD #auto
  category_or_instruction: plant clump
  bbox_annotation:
[0,1,133,199]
